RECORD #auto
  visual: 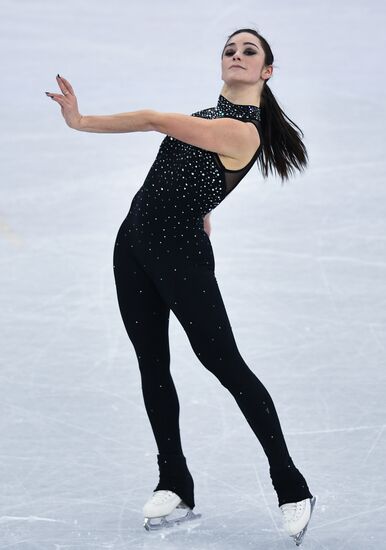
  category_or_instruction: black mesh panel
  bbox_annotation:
[212,119,262,196]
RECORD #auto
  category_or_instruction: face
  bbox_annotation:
[221,32,272,86]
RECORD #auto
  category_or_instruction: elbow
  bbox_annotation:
[148,111,176,135]
[147,110,162,133]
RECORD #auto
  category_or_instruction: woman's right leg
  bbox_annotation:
[112,222,195,509]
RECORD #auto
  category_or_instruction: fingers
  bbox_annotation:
[56,74,74,95]
[45,92,64,103]
[45,74,74,106]
[59,76,74,95]
[45,94,65,108]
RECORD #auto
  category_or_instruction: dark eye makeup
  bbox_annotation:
[224,49,257,56]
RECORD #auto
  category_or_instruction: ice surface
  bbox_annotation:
[1,0,386,548]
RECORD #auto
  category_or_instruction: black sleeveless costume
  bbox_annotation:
[113,94,313,509]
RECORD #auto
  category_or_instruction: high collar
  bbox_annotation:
[216,94,261,121]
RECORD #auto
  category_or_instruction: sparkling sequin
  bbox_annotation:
[120,95,262,267]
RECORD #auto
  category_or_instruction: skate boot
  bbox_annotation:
[143,453,201,531]
[280,495,317,545]
[143,489,201,531]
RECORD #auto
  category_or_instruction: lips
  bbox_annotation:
[229,65,244,69]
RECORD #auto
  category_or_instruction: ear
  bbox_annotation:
[263,65,273,79]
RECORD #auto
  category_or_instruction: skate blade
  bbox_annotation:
[291,495,317,546]
[144,508,202,532]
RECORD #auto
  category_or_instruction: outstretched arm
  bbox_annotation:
[46,75,259,159]
[46,75,153,132]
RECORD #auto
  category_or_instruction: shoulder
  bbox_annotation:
[150,111,260,160]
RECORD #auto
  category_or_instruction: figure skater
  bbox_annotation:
[46,27,317,545]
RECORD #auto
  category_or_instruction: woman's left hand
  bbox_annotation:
[203,213,211,237]
[45,75,83,130]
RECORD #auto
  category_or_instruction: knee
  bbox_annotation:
[198,352,252,390]
[135,348,171,374]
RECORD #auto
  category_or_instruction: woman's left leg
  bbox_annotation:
[157,263,313,506]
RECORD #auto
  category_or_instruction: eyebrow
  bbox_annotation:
[224,41,259,50]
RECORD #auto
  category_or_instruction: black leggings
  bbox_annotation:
[113,218,313,508]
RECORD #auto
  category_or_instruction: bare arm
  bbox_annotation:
[150,111,258,159]
[46,75,154,133]
[79,110,258,159]
[79,110,154,133]
[46,75,259,159]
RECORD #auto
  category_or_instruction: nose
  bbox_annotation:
[232,51,241,61]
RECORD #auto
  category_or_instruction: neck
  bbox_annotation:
[219,84,262,107]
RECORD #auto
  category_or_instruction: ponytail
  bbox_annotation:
[259,81,308,182]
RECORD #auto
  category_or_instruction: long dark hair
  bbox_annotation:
[222,28,308,183]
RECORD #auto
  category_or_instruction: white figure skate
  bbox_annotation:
[143,490,201,531]
[280,495,317,545]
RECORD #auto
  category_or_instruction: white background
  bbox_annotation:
[1,0,385,548]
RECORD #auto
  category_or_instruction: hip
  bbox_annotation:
[113,215,215,273]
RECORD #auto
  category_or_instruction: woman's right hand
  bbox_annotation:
[45,75,83,130]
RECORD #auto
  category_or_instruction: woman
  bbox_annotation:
[46,27,316,545]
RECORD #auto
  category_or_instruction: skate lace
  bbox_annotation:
[280,500,305,522]
[152,490,178,504]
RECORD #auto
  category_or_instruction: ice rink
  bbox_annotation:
[1,0,385,548]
